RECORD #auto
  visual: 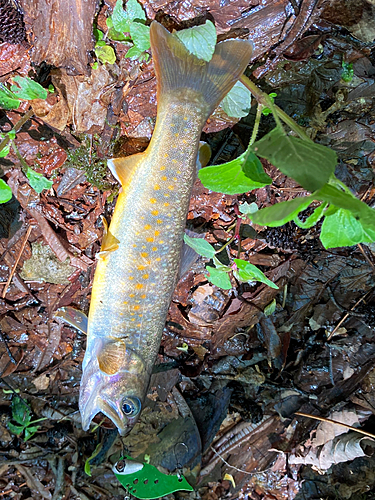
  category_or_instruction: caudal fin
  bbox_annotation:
[150,21,253,117]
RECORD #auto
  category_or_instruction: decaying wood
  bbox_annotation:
[20,0,96,75]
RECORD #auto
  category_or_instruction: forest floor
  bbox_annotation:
[0,0,375,499]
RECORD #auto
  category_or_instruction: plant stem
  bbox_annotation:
[11,140,30,173]
[216,236,235,254]
[0,108,34,155]
[240,75,311,142]
[249,103,263,146]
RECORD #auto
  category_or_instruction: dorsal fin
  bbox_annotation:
[107,152,145,188]
[98,339,127,375]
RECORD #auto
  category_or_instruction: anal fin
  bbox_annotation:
[97,216,120,260]
[107,152,145,188]
[54,306,88,335]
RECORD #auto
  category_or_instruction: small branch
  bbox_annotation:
[295,412,375,440]
[2,225,33,298]
[240,75,311,142]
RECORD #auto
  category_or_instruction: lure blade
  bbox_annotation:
[113,457,194,499]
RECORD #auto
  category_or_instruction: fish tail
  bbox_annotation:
[150,21,253,118]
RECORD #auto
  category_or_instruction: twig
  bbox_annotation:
[2,225,33,298]
[210,445,253,475]
[357,243,375,272]
[0,330,16,363]
[295,412,375,440]
[327,291,372,341]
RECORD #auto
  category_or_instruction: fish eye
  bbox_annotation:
[121,396,141,417]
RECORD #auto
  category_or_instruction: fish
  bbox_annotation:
[79,21,253,435]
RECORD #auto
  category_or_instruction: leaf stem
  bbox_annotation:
[249,103,262,146]
[11,140,30,173]
[240,75,311,142]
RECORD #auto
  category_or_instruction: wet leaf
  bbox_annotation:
[26,167,53,194]
[0,141,10,158]
[95,44,117,64]
[7,422,24,435]
[11,76,48,100]
[239,202,258,216]
[0,179,13,203]
[264,299,277,316]
[0,83,20,109]
[112,0,131,32]
[183,233,215,259]
[233,259,278,289]
[294,202,327,228]
[199,153,269,195]
[125,45,146,60]
[125,0,146,23]
[175,20,216,62]
[206,266,232,289]
[242,151,272,184]
[11,397,31,427]
[221,81,251,118]
[320,209,366,248]
[252,127,337,191]
[24,426,39,441]
[250,196,314,227]
[130,21,150,51]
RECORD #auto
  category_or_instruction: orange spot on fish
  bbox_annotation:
[177,170,181,174]
[156,257,161,261]
[141,252,148,258]
[129,293,135,298]
[141,294,146,299]
[131,318,135,322]
[129,276,134,280]
[164,193,170,198]
[174,133,179,137]
[152,247,158,251]
[151,210,159,216]
[157,219,163,224]
[133,244,137,248]
[144,224,151,230]
[173,177,177,181]
[134,305,140,310]
[182,139,187,144]
[135,283,144,289]
[164,202,169,207]
[137,323,142,327]
[183,116,188,121]
[146,237,154,242]
[154,230,160,236]
[123,301,128,304]
[150,198,157,204]
[138,264,146,270]
[160,166,166,171]
[172,159,177,164]
[162,175,167,181]
[168,185,174,190]
[163,153,168,158]
[159,240,165,244]
[154,184,160,190]
[143,274,149,279]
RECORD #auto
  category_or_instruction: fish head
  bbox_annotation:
[79,338,151,435]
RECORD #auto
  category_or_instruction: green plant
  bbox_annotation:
[184,233,278,290]
[198,75,375,250]
[0,76,53,200]
[7,396,46,441]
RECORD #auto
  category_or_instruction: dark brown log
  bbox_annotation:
[20,0,96,75]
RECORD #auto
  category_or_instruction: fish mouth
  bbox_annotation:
[81,394,130,435]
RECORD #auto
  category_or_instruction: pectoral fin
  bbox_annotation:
[108,152,145,188]
[97,216,120,260]
[54,307,88,335]
[98,340,127,375]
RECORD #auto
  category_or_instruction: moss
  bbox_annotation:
[65,135,117,192]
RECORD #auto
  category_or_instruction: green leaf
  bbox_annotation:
[264,298,276,316]
[184,234,215,259]
[24,426,39,441]
[252,127,337,191]
[0,142,10,158]
[0,179,12,203]
[314,183,375,235]
[84,459,92,477]
[94,27,104,42]
[233,259,278,289]
[239,202,258,216]
[126,0,146,23]
[11,397,31,426]
[320,208,365,248]
[11,76,48,100]
[130,21,150,51]
[108,27,130,41]
[95,44,117,64]
[212,255,231,272]
[341,61,353,83]
[242,151,272,184]
[250,196,314,227]
[220,81,251,118]
[7,422,25,435]
[125,45,145,59]
[112,0,130,32]
[0,83,21,110]
[206,266,232,289]
[294,202,327,228]
[26,167,53,194]
[175,20,216,62]
[198,153,270,195]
